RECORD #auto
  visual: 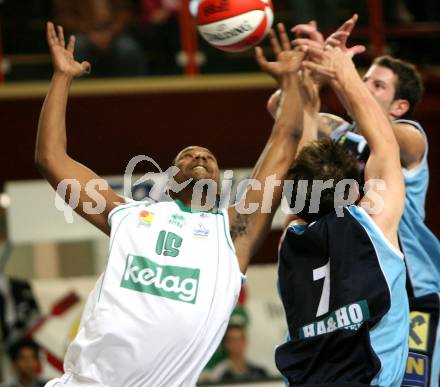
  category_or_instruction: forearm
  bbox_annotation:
[339,70,396,152]
[36,73,73,166]
[274,74,303,142]
[297,108,318,151]
[330,79,354,117]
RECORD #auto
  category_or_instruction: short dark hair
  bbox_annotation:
[8,338,40,362]
[373,55,424,118]
[288,139,360,223]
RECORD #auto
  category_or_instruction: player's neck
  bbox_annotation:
[172,189,215,211]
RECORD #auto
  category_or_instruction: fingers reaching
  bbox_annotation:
[277,23,291,52]
[268,29,282,57]
[57,25,65,47]
[255,46,269,71]
[292,38,323,50]
[291,23,324,43]
[67,35,75,54]
[337,13,358,34]
[47,22,59,47]
[323,14,365,57]
[326,30,349,46]
[350,45,366,55]
[302,60,336,79]
[304,45,328,60]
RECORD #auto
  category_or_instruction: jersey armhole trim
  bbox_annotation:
[219,210,236,254]
[402,159,427,179]
[394,119,429,176]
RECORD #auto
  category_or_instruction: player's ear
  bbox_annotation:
[390,99,410,119]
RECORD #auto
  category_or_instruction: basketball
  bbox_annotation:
[196,0,274,52]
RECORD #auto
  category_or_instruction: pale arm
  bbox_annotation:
[306,49,405,247]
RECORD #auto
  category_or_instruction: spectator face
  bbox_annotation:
[13,347,40,381]
[224,327,247,359]
[363,65,397,115]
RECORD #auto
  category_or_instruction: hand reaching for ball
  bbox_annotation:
[255,23,305,83]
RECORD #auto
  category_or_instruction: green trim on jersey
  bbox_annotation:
[219,212,235,253]
[174,199,220,214]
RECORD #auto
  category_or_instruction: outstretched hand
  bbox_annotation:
[255,23,305,82]
[291,15,365,57]
[325,14,366,56]
[302,46,356,84]
[47,22,91,77]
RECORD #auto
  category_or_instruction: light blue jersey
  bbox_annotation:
[332,119,440,297]
[395,119,440,297]
[348,206,409,387]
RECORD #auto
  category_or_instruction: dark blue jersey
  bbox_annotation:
[277,206,408,386]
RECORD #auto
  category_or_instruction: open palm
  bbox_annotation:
[47,22,91,77]
[255,23,304,81]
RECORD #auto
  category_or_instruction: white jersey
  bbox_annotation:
[49,199,243,387]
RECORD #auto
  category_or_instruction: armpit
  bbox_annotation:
[229,213,249,241]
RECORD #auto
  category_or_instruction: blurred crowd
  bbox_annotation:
[0,0,182,79]
[0,0,439,80]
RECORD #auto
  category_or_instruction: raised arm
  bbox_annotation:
[35,23,123,235]
[228,24,304,273]
[292,15,365,124]
[303,46,404,248]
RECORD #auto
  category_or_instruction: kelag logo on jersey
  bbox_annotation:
[121,255,200,304]
[299,300,370,338]
[402,352,428,387]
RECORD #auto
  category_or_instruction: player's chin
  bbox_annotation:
[190,170,216,182]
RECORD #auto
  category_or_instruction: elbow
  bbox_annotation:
[34,152,50,173]
[34,150,58,174]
